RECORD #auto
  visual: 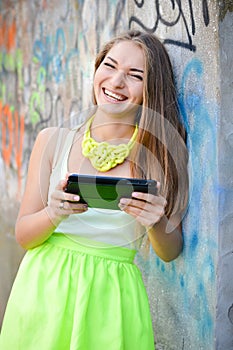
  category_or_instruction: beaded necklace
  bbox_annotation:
[82,116,138,172]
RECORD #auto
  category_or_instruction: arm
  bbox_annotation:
[119,192,183,262]
[146,215,183,262]
[15,128,87,250]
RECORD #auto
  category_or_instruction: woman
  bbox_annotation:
[0,30,188,349]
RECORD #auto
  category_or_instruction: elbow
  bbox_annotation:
[161,251,182,263]
[15,218,51,250]
[15,227,28,250]
[158,250,182,263]
[15,232,37,250]
[155,236,183,263]
[15,220,32,250]
[161,241,183,263]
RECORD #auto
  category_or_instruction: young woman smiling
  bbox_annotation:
[0,30,188,350]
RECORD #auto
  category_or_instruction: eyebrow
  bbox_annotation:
[106,56,144,73]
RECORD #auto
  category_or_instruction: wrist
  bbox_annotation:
[147,215,165,232]
[45,205,64,228]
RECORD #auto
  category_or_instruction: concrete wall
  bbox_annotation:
[0,1,232,349]
[217,8,233,350]
[131,2,219,349]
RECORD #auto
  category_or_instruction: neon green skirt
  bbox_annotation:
[0,233,154,350]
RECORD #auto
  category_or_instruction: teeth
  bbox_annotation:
[104,89,125,101]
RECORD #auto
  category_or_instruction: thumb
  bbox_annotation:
[56,178,67,191]
[65,172,70,181]
[156,181,161,195]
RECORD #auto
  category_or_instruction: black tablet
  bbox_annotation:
[65,174,157,210]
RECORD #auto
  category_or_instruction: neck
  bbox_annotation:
[91,111,136,142]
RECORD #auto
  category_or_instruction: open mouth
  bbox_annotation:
[103,88,127,102]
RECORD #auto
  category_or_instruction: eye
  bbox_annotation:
[128,74,143,81]
[104,62,115,69]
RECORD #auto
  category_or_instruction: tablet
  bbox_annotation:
[65,174,157,210]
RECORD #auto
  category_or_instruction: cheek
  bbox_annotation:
[93,73,99,90]
[93,69,105,93]
[93,74,101,100]
[134,85,143,103]
[94,65,106,83]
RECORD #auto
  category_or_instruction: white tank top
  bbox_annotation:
[48,127,146,250]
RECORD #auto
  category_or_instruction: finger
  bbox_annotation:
[64,194,80,202]
[131,192,167,206]
[72,206,88,213]
[119,198,148,213]
[119,204,154,226]
[131,192,152,203]
[53,191,81,205]
[120,203,144,216]
[119,196,151,211]
[119,203,162,228]
[67,202,88,211]
[119,197,165,222]
[58,200,88,212]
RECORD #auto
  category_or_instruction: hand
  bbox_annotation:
[48,178,88,225]
[118,190,167,229]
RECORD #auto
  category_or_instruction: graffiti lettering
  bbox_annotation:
[33,24,78,83]
[0,101,25,193]
[129,0,210,51]
[29,67,46,124]
[0,15,16,51]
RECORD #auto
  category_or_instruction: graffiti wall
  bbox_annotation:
[0,1,231,349]
[217,8,233,350]
[129,2,220,349]
[0,0,129,333]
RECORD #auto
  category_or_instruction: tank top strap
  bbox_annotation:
[53,123,84,174]
[53,129,77,174]
[52,128,64,169]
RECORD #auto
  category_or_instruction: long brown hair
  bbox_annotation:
[93,30,188,219]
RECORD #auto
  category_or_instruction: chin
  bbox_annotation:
[97,102,140,118]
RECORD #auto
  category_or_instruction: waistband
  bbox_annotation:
[47,233,137,264]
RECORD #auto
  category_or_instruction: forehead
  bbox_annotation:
[106,41,145,69]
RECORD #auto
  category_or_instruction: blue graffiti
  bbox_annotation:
[180,58,217,342]
[179,58,218,244]
[149,58,218,347]
[33,23,78,83]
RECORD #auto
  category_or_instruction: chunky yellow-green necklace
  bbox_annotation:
[82,116,138,172]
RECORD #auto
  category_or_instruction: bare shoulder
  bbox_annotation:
[31,127,70,164]
[36,126,69,142]
[34,122,84,157]
[35,127,70,148]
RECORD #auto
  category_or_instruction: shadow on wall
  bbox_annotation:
[0,201,25,328]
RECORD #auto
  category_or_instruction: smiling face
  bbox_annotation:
[93,40,145,119]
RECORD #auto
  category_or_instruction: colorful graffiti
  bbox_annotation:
[32,24,78,84]
[0,0,129,195]
[0,102,25,193]
[136,57,218,349]
[0,1,221,349]
[0,13,25,195]
[129,1,218,347]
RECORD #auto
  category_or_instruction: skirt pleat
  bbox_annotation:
[0,233,155,350]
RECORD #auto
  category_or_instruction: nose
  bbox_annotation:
[110,70,125,88]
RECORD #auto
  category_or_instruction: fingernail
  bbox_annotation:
[73,195,80,201]
[120,198,127,204]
